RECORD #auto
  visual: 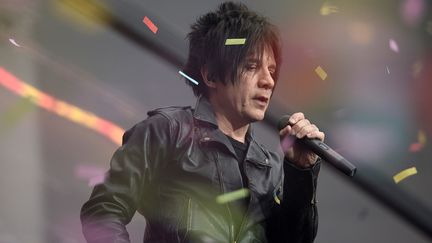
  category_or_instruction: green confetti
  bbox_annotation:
[216,188,249,204]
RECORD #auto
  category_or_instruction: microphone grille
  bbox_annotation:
[277,115,291,130]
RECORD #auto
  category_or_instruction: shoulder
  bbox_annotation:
[147,105,193,122]
[122,105,193,145]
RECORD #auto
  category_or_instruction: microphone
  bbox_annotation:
[278,115,357,177]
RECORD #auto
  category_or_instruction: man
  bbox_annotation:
[81,2,325,243]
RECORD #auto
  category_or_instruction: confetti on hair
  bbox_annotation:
[179,70,199,85]
[216,188,249,204]
[8,38,21,47]
[315,66,328,80]
[320,2,339,16]
[389,39,399,53]
[393,167,417,183]
[225,38,246,45]
[143,16,158,34]
[0,67,124,145]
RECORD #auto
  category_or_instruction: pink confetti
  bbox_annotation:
[88,174,106,186]
[389,39,399,53]
[74,164,106,186]
[401,0,425,27]
[409,142,423,152]
[143,16,158,34]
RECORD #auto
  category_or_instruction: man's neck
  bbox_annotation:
[209,96,249,143]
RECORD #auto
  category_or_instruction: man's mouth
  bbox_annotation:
[253,96,269,105]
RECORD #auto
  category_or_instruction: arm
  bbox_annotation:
[280,158,321,243]
[80,113,174,243]
[271,112,324,242]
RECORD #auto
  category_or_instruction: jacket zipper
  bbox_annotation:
[213,152,236,243]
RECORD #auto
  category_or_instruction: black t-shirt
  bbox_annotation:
[226,135,249,187]
[225,135,250,233]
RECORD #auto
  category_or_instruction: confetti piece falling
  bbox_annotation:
[401,0,425,27]
[386,66,390,74]
[225,38,246,45]
[409,142,423,152]
[393,167,417,183]
[315,66,328,80]
[179,70,199,85]
[143,16,158,34]
[8,38,21,47]
[389,39,399,53]
[53,0,111,32]
[88,174,106,186]
[409,129,427,152]
[0,67,124,145]
[418,129,427,145]
[216,188,249,204]
[320,2,339,16]
[412,61,423,78]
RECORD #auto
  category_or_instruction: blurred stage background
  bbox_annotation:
[0,0,431,242]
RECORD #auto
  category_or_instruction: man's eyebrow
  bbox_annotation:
[245,58,277,69]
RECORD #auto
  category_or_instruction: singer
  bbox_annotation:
[80,2,325,243]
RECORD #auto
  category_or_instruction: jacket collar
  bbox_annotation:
[192,95,271,166]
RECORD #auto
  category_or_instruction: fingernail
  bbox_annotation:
[289,118,295,124]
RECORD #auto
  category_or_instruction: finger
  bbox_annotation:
[291,119,310,135]
[306,131,325,141]
[279,125,291,136]
[297,124,319,138]
[288,112,305,125]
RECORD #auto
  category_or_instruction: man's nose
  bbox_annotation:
[258,69,275,90]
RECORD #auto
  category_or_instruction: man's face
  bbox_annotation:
[212,46,276,124]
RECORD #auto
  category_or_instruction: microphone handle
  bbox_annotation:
[299,138,357,177]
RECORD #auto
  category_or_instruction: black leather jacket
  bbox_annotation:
[81,96,320,243]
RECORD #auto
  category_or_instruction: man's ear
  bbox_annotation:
[200,67,217,88]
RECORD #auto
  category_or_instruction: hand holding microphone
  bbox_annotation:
[278,113,356,177]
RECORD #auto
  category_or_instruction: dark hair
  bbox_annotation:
[182,1,282,97]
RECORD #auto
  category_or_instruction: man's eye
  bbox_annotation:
[246,64,257,70]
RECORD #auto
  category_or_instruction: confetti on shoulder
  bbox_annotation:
[179,71,199,85]
[216,188,249,204]
[315,66,328,80]
[393,167,417,184]
[143,16,158,34]
[225,38,246,45]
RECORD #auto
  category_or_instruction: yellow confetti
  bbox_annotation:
[315,66,328,80]
[216,188,249,204]
[225,38,246,45]
[274,195,281,205]
[320,2,339,16]
[393,167,417,184]
[412,61,423,78]
[418,130,427,146]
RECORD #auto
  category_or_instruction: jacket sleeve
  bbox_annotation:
[267,158,321,243]
[80,113,175,243]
